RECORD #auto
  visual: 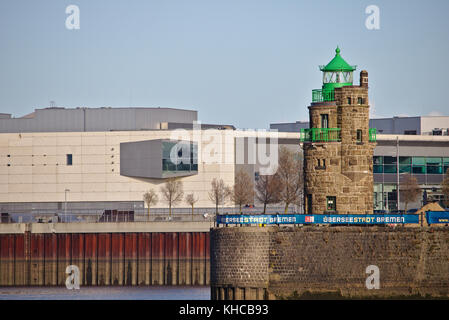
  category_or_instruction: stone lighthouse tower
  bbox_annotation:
[301,47,376,215]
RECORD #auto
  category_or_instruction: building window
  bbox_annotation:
[399,157,412,173]
[162,141,198,173]
[347,97,351,105]
[412,157,426,174]
[321,114,329,129]
[357,97,363,105]
[326,196,336,212]
[66,154,73,166]
[373,156,383,173]
[373,156,449,175]
[404,130,417,135]
[316,159,326,170]
[383,156,397,173]
[356,129,362,143]
[427,157,443,174]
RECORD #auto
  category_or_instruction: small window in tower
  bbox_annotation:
[358,97,363,105]
[347,97,351,105]
[316,159,326,170]
[326,196,336,212]
[66,154,73,166]
[357,130,363,143]
[321,114,329,129]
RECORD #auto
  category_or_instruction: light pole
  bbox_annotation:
[64,189,70,223]
[396,136,400,212]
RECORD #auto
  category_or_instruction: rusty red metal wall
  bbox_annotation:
[0,232,209,286]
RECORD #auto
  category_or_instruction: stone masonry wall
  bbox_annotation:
[303,84,375,214]
[210,227,270,300]
[210,226,449,300]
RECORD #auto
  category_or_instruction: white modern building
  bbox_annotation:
[0,107,299,218]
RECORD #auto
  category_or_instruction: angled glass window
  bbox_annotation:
[162,141,197,174]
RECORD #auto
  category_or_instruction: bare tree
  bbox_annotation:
[185,193,198,221]
[231,169,255,213]
[160,178,184,218]
[442,168,449,207]
[400,174,421,213]
[143,189,158,220]
[255,174,281,213]
[208,178,231,214]
[276,146,303,214]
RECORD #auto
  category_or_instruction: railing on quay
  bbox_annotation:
[0,205,302,224]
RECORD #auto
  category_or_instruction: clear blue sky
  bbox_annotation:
[1,0,448,129]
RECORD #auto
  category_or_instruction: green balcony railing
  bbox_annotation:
[300,128,376,143]
[312,89,335,102]
[300,128,341,142]
[369,128,377,142]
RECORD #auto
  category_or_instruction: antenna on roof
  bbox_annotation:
[49,100,56,108]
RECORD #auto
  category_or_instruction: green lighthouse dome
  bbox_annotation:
[312,47,357,102]
[320,46,356,72]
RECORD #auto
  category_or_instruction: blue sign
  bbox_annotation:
[217,214,420,225]
[426,211,449,224]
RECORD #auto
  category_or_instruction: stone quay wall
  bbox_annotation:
[210,226,449,300]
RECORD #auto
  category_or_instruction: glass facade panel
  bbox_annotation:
[444,158,449,175]
[374,156,448,175]
[427,165,442,174]
[373,156,383,165]
[412,166,426,174]
[412,157,425,165]
[373,184,383,211]
[426,157,442,165]
[384,165,397,173]
[383,156,396,165]
[373,165,383,173]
